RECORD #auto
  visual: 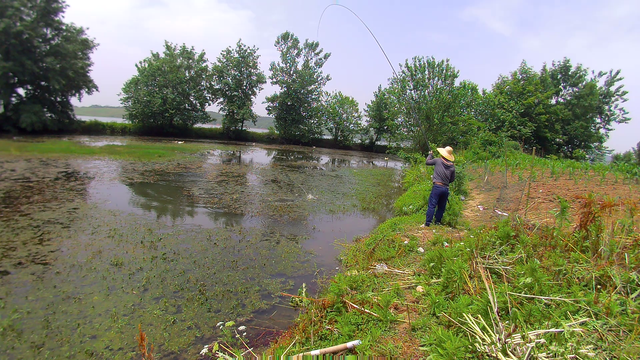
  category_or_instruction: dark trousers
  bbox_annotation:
[425,184,449,226]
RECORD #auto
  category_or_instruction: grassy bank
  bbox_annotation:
[0,138,216,161]
[259,152,640,359]
[68,120,390,153]
[72,120,281,144]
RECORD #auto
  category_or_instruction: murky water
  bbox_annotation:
[0,138,403,359]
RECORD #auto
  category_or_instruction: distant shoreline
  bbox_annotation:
[73,106,274,130]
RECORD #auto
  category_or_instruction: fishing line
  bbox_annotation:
[316,3,432,153]
[317,4,397,78]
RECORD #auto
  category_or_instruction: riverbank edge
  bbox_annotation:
[1,120,392,154]
[258,155,640,359]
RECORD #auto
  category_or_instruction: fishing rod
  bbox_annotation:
[316,3,432,154]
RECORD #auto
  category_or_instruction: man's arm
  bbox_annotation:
[425,151,436,165]
[450,168,455,183]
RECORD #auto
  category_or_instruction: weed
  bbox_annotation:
[268,153,640,358]
[137,324,154,360]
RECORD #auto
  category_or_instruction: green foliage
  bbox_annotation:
[211,40,266,135]
[265,31,331,143]
[0,0,98,132]
[322,91,362,146]
[388,56,480,154]
[420,328,472,360]
[612,141,640,166]
[364,85,398,146]
[120,41,213,131]
[482,58,629,158]
[463,145,639,182]
[481,61,552,153]
[464,131,507,161]
[78,120,136,135]
[394,149,426,167]
[271,150,640,358]
[394,181,431,215]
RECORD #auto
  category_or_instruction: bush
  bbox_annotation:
[394,181,430,216]
[77,120,137,135]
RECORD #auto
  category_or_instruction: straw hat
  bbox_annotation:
[437,146,455,162]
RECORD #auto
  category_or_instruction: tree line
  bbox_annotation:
[1,0,635,160]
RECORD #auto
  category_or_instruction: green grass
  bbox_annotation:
[460,147,640,181]
[266,152,640,359]
[0,139,214,161]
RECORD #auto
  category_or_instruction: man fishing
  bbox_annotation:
[421,146,455,227]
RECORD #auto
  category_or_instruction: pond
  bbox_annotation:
[0,137,404,359]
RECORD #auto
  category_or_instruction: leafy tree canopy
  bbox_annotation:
[322,91,362,146]
[265,31,331,143]
[120,41,213,131]
[389,56,478,154]
[364,85,399,146]
[0,0,98,132]
[211,40,266,135]
[484,58,629,158]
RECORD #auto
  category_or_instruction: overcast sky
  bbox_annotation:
[64,0,639,152]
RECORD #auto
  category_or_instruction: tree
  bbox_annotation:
[481,61,554,153]
[447,80,484,149]
[484,58,629,158]
[322,91,362,146]
[0,0,98,132]
[211,40,266,134]
[265,31,331,143]
[388,56,468,154]
[120,41,213,131]
[541,58,629,158]
[364,85,398,146]
[611,141,640,166]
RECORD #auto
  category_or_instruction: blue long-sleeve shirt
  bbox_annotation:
[426,153,455,186]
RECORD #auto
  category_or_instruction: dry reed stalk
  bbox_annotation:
[280,336,298,360]
[236,332,258,358]
[369,263,413,274]
[218,342,236,356]
[506,292,584,302]
[343,298,379,317]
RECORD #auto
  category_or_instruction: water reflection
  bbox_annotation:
[128,182,197,221]
[325,157,352,167]
[269,149,321,164]
[218,150,243,164]
[205,208,244,228]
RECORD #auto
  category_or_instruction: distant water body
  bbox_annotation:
[77,115,269,132]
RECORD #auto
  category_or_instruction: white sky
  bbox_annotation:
[65,0,639,152]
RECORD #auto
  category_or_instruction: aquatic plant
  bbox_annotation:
[137,324,154,360]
